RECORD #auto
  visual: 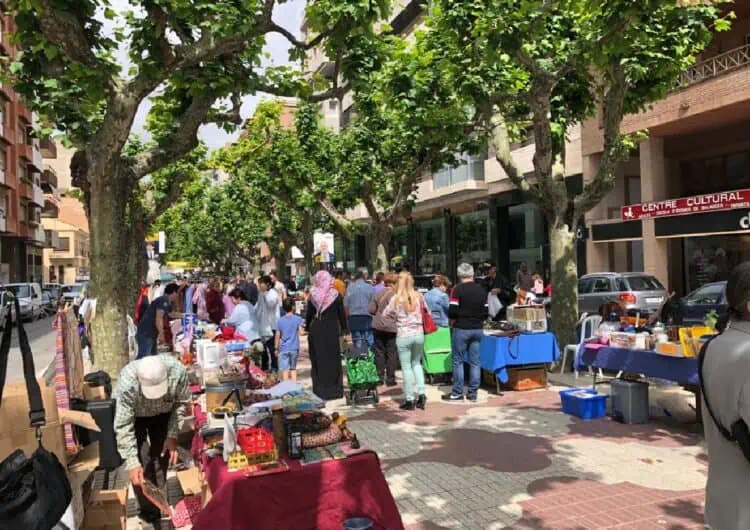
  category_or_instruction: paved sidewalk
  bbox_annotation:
[332,380,707,530]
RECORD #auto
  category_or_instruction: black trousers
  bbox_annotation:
[263,336,279,372]
[373,329,398,385]
[134,413,170,519]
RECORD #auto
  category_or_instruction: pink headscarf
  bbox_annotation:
[311,270,338,314]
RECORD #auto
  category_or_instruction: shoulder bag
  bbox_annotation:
[420,296,438,335]
[0,297,72,530]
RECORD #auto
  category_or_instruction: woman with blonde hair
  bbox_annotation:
[383,271,427,410]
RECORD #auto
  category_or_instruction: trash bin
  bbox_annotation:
[610,379,649,424]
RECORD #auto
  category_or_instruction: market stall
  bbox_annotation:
[480,332,560,387]
[576,344,699,386]
[176,317,403,530]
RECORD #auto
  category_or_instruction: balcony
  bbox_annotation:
[44,229,58,249]
[33,226,45,245]
[677,44,750,89]
[41,165,57,193]
[40,138,57,159]
[0,207,5,233]
[32,139,43,170]
[32,180,44,207]
[42,194,59,218]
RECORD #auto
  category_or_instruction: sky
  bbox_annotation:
[110,0,307,150]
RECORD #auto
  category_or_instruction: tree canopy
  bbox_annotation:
[422,0,730,349]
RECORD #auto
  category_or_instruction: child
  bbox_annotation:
[275,298,304,381]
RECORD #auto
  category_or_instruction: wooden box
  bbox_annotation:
[501,365,548,391]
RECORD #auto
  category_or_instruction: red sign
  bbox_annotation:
[621,189,750,221]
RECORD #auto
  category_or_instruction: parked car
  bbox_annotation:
[5,282,44,320]
[43,283,62,300]
[578,273,667,316]
[0,290,11,328]
[61,282,87,304]
[41,291,57,315]
[679,281,728,326]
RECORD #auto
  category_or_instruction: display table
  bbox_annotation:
[192,450,404,530]
[480,332,560,384]
[576,344,699,386]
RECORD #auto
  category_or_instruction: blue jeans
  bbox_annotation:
[396,334,425,400]
[351,329,374,349]
[451,328,483,398]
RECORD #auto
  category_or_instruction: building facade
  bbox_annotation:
[583,3,750,297]
[0,12,58,284]
[42,197,90,284]
[303,0,582,283]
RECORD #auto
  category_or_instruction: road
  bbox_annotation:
[5,315,59,382]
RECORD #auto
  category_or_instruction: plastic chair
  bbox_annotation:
[126,314,138,360]
[561,314,602,376]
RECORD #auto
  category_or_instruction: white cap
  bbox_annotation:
[135,356,169,399]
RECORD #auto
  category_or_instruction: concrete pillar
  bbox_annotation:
[583,154,608,272]
[639,137,669,287]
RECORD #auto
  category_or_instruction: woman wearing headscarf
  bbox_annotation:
[305,270,348,400]
[192,281,209,321]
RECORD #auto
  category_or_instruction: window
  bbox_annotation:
[57,237,70,251]
[3,194,8,216]
[685,283,725,305]
[578,278,594,294]
[17,125,25,145]
[625,275,664,291]
[433,152,486,189]
[616,278,628,292]
[18,162,28,182]
[591,277,613,293]
[0,146,5,170]
[328,99,337,111]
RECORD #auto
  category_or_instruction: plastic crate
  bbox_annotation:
[559,388,608,420]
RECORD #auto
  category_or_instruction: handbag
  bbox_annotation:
[0,297,72,530]
[420,297,438,335]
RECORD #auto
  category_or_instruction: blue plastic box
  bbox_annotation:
[559,388,608,420]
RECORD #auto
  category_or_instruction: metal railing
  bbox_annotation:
[677,43,750,88]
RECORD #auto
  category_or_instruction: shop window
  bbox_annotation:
[416,218,447,275]
[684,234,750,292]
[455,210,490,273]
[389,226,408,270]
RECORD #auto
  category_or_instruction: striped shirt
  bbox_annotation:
[113,354,190,470]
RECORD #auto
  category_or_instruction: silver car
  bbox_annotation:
[578,273,667,316]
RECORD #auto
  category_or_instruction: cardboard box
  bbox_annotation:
[501,366,548,391]
[83,383,107,401]
[0,378,59,425]
[82,468,128,530]
[177,467,202,496]
[0,378,67,466]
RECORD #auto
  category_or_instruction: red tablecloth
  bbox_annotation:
[192,450,404,530]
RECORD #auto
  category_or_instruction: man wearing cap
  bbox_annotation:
[114,354,189,525]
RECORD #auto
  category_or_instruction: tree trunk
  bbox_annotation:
[302,212,315,283]
[549,219,579,367]
[88,165,144,383]
[370,223,392,275]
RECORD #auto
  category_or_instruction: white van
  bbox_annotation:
[5,282,43,320]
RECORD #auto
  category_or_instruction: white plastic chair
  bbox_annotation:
[126,314,138,360]
[561,314,602,376]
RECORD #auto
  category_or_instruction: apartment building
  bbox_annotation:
[0,11,57,284]
[302,0,583,282]
[42,140,90,283]
[583,3,750,297]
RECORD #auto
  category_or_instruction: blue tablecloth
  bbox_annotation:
[577,345,699,386]
[480,332,560,383]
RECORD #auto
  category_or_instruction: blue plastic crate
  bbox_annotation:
[559,388,608,420]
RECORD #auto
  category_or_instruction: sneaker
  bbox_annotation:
[466,395,478,402]
[386,380,398,387]
[441,393,464,402]
[416,394,427,409]
[399,400,416,410]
